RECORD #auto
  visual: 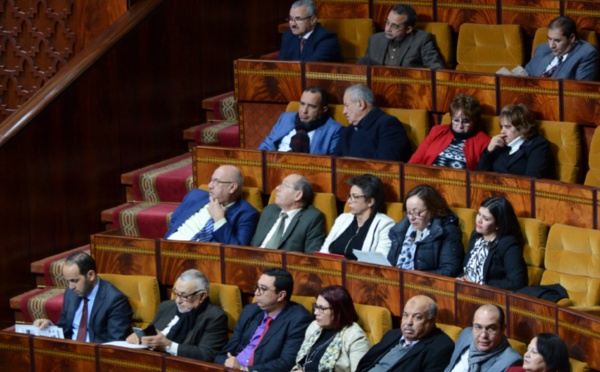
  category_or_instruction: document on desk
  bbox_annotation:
[103,341,148,349]
[353,250,391,266]
[15,324,64,339]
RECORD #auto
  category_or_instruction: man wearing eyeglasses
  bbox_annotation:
[164,165,259,245]
[215,268,312,372]
[357,4,445,69]
[125,269,228,362]
[445,304,522,372]
[278,0,343,62]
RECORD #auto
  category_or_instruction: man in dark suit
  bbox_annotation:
[126,269,228,362]
[356,295,454,372]
[251,174,325,253]
[165,165,259,245]
[335,84,411,161]
[357,4,445,69]
[214,268,312,372]
[34,252,132,343]
[278,0,343,62]
[526,16,598,81]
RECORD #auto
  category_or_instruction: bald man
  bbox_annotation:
[357,295,454,371]
[165,165,259,245]
[445,304,521,372]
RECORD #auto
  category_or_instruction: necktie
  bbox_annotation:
[300,37,306,53]
[542,56,563,77]
[193,217,214,242]
[76,297,89,341]
[264,212,288,249]
[249,317,273,366]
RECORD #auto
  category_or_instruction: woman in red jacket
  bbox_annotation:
[409,94,490,170]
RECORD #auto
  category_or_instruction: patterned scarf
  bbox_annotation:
[464,237,492,284]
[290,113,329,153]
[296,325,346,371]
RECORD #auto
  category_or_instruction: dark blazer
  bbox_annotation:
[387,211,464,277]
[57,278,132,343]
[214,302,312,372]
[444,327,522,372]
[357,30,445,69]
[356,327,454,372]
[278,23,343,62]
[476,135,555,179]
[164,189,259,245]
[151,299,228,362]
[334,107,411,161]
[525,39,598,81]
[251,204,326,254]
[460,232,528,291]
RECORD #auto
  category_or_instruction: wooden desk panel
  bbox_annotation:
[91,234,158,276]
[265,152,333,193]
[435,70,497,115]
[0,331,31,370]
[304,63,368,104]
[558,307,600,371]
[371,67,433,110]
[402,271,456,324]
[285,252,343,296]
[565,1,600,37]
[436,0,498,34]
[193,147,263,192]
[33,337,96,372]
[345,261,402,317]
[165,355,228,371]
[159,241,222,286]
[500,0,559,37]
[403,164,467,207]
[239,102,288,149]
[499,76,560,121]
[563,80,600,126]
[373,2,435,30]
[315,0,370,19]
[223,246,284,295]
[235,59,302,103]
[335,157,401,202]
[534,180,595,228]
[507,294,558,343]
[455,282,508,329]
[98,345,163,371]
[469,172,533,217]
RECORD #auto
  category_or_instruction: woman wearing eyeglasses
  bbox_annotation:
[457,196,528,291]
[506,333,571,372]
[387,184,464,277]
[409,94,491,170]
[319,174,394,259]
[292,285,370,372]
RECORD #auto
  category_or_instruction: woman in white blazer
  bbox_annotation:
[320,174,394,259]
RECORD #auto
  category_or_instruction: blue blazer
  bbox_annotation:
[445,328,522,372]
[57,278,132,343]
[164,189,259,246]
[525,39,598,80]
[278,23,343,62]
[214,302,312,372]
[258,112,342,155]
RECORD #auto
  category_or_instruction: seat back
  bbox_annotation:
[538,120,581,183]
[290,295,316,314]
[98,274,160,329]
[508,338,527,356]
[532,28,599,58]
[437,323,462,342]
[584,127,600,187]
[208,283,243,337]
[319,19,375,63]
[354,303,392,345]
[416,22,454,68]
[268,191,338,234]
[450,207,476,253]
[200,185,264,213]
[518,217,548,286]
[542,224,600,307]
[570,358,591,372]
[456,24,524,73]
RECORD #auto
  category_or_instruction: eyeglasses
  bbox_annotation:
[451,117,472,126]
[209,178,233,186]
[405,209,428,218]
[347,194,366,202]
[473,324,500,336]
[173,289,203,302]
[254,284,276,295]
[385,19,405,31]
[286,15,313,23]
[312,304,331,313]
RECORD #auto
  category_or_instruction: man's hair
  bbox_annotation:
[65,251,96,276]
[345,84,375,107]
[292,0,317,17]
[263,268,294,302]
[293,175,314,207]
[304,85,329,107]
[549,16,578,40]
[178,269,210,292]
[391,4,417,28]
[426,299,438,320]
[476,304,506,327]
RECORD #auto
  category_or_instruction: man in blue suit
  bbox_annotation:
[34,252,132,343]
[278,0,343,62]
[258,86,343,155]
[525,16,598,81]
[165,165,259,245]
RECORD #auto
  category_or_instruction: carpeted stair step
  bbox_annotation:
[101,202,179,239]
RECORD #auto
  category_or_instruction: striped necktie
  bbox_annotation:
[193,217,214,242]
[543,56,563,77]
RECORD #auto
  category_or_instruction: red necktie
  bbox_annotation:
[76,297,89,341]
[248,317,273,366]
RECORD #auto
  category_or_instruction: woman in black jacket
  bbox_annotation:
[387,184,464,277]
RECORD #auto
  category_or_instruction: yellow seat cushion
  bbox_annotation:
[537,120,580,183]
[450,207,476,253]
[354,303,392,345]
[417,22,454,68]
[518,217,548,286]
[319,19,375,64]
[209,283,243,337]
[268,191,338,234]
[584,127,600,187]
[437,323,462,342]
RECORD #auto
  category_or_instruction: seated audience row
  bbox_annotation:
[280,0,598,81]
[33,257,570,372]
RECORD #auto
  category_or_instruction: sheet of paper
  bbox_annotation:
[15,324,64,339]
[103,340,149,349]
[353,250,391,266]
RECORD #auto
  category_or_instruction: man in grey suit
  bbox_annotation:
[445,304,522,372]
[357,4,445,69]
[525,16,598,80]
[251,174,325,253]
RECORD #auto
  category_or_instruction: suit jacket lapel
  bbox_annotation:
[88,279,106,327]
[374,35,389,64]
[505,147,526,168]
[397,33,415,65]
[256,206,282,246]
[280,209,304,244]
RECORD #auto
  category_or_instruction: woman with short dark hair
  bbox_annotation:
[506,333,571,372]
[292,286,370,372]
